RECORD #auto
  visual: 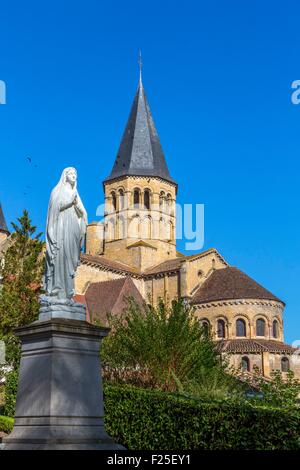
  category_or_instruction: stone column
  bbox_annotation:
[2,318,124,450]
[262,351,270,378]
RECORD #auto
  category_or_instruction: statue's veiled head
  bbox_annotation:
[63,167,77,187]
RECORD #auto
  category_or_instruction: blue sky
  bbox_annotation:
[0,1,300,342]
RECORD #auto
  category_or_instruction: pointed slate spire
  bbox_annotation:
[105,74,176,185]
[0,203,9,234]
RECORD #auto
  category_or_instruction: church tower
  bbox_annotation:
[86,72,177,271]
[0,203,9,245]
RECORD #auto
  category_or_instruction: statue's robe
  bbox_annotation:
[45,169,87,300]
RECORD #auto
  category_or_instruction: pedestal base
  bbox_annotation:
[2,318,124,450]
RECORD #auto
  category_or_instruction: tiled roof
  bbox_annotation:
[191,267,283,304]
[82,276,145,326]
[144,248,223,276]
[81,253,141,276]
[216,339,296,354]
[144,258,182,275]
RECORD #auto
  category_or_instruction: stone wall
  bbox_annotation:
[194,298,284,341]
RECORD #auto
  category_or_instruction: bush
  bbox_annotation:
[3,380,300,449]
[101,298,239,397]
[3,368,18,418]
[0,415,14,434]
[103,383,300,450]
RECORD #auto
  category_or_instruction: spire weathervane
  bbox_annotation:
[138,49,143,83]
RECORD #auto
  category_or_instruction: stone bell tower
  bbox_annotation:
[86,72,177,271]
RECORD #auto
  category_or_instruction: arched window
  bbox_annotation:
[273,320,279,338]
[281,357,289,372]
[166,221,173,241]
[166,193,172,212]
[236,319,246,337]
[256,318,266,337]
[217,319,226,338]
[134,189,140,209]
[111,192,117,211]
[144,189,150,210]
[118,215,126,239]
[241,356,250,372]
[119,189,125,210]
[200,319,210,337]
[159,191,165,210]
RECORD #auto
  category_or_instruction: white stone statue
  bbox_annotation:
[44,167,88,302]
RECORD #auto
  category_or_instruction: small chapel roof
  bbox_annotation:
[191,266,284,305]
[104,75,176,186]
[0,204,9,233]
[82,276,145,325]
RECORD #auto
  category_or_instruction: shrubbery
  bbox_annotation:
[2,376,300,449]
[101,298,241,398]
[3,368,18,418]
[0,415,13,434]
[103,383,300,450]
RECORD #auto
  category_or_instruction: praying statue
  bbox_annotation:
[44,167,88,301]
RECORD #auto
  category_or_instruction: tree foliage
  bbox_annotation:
[0,210,44,367]
[245,367,300,408]
[101,298,240,397]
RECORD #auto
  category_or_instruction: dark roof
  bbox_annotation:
[83,276,145,326]
[104,77,176,186]
[216,339,296,354]
[0,204,9,233]
[191,267,283,304]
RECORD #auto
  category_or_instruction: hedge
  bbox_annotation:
[0,416,13,434]
[103,383,300,450]
[2,378,300,450]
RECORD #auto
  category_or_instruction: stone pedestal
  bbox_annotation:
[2,318,123,450]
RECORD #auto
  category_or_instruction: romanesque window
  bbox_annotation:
[159,191,165,210]
[166,221,173,241]
[111,191,117,211]
[241,356,250,372]
[217,319,226,338]
[134,189,140,208]
[256,318,266,337]
[144,189,151,210]
[166,193,172,212]
[118,215,126,239]
[141,216,152,239]
[236,319,246,337]
[200,319,210,337]
[281,357,289,372]
[119,189,125,210]
[273,320,279,338]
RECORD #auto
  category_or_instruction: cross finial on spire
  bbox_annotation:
[138,49,143,83]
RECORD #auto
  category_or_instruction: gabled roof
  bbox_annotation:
[0,204,9,233]
[83,276,145,325]
[104,77,176,186]
[81,253,141,276]
[191,266,283,304]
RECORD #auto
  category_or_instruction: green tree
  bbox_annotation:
[101,298,240,397]
[246,367,300,408]
[0,210,44,367]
